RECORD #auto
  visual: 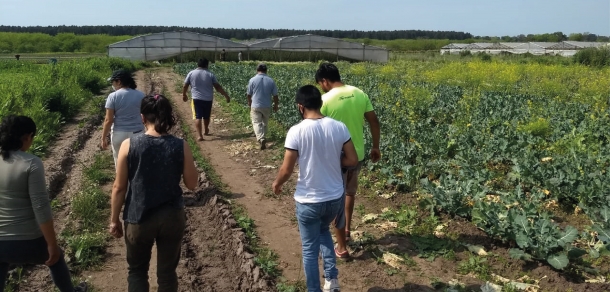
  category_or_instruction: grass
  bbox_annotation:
[60,152,113,272]
[4,266,23,292]
[276,280,307,292]
[82,153,114,185]
[457,255,492,281]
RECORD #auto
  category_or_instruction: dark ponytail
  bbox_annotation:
[0,115,37,160]
[119,75,137,90]
[141,94,176,134]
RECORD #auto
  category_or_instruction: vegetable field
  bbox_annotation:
[0,58,136,156]
[175,60,610,270]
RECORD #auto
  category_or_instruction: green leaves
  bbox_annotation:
[557,226,579,246]
[508,248,532,261]
[546,254,569,270]
[171,61,610,272]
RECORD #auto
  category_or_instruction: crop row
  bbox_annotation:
[0,58,137,155]
[174,60,610,269]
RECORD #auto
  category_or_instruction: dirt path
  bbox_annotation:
[151,68,309,283]
[14,71,269,292]
[154,67,397,291]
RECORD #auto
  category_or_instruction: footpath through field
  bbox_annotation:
[152,67,418,291]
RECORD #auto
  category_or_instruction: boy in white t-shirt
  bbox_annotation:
[272,85,358,292]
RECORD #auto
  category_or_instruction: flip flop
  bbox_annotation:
[197,137,204,141]
[335,247,350,259]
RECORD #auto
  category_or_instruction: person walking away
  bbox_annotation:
[247,63,279,150]
[182,58,231,141]
[238,51,243,62]
[101,69,145,167]
[315,62,381,258]
[220,49,227,61]
[272,85,358,292]
[109,95,198,292]
[0,115,88,292]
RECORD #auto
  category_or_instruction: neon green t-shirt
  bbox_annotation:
[321,85,374,161]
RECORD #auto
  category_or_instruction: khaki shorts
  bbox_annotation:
[342,161,363,195]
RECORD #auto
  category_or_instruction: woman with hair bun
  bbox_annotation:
[0,115,87,292]
[101,69,146,167]
[108,94,198,291]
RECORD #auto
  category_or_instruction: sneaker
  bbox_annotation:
[74,282,88,292]
[323,278,340,292]
[259,139,267,150]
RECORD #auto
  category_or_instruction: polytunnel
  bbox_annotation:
[108,32,389,63]
[107,31,247,61]
[245,34,389,62]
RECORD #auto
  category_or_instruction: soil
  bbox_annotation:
[149,66,610,292]
[14,66,609,292]
[13,71,268,291]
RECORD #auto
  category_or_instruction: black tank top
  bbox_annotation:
[123,133,184,223]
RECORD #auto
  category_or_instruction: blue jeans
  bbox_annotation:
[296,196,343,292]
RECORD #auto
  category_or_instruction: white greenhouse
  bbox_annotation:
[108,31,389,63]
[107,31,247,61]
[440,41,609,56]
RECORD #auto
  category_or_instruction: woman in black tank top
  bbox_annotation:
[108,94,198,291]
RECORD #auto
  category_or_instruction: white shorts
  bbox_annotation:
[110,130,142,167]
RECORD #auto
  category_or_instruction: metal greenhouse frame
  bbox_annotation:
[108,31,389,63]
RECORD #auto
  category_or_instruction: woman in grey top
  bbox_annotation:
[101,69,146,167]
[0,115,87,292]
[109,95,198,291]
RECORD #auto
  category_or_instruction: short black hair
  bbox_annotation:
[315,62,341,83]
[256,63,267,72]
[295,85,322,110]
[197,58,209,68]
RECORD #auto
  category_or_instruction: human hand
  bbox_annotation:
[273,104,279,112]
[101,137,108,150]
[225,96,231,103]
[272,180,282,195]
[109,221,124,238]
[45,243,61,266]
[182,94,188,102]
[370,148,381,163]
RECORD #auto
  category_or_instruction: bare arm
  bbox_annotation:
[213,83,231,102]
[101,109,114,149]
[247,94,253,107]
[182,141,198,190]
[342,140,358,167]
[182,84,190,102]
[273,95,279,112]
[109,139,130,238]
[272,150,298,195]
[364,111,381,163]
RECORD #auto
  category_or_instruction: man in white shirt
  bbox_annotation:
[272,85,358,292]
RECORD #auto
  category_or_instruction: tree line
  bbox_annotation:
[0,25,474,40]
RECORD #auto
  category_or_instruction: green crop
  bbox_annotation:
[0,58,136,156]
[174,60,610,269]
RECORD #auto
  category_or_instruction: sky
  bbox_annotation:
[0,0,608,36]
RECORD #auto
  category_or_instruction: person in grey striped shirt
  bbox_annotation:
[247,63,279,150]
[0,115,87,292]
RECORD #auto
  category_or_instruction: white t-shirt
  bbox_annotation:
[285,117,351,203]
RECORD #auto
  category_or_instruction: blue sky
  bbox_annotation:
[0,0,608,36]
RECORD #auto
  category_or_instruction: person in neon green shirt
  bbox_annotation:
[316,62,381,259]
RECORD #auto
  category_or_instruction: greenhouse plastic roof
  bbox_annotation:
[108,31,388,62]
